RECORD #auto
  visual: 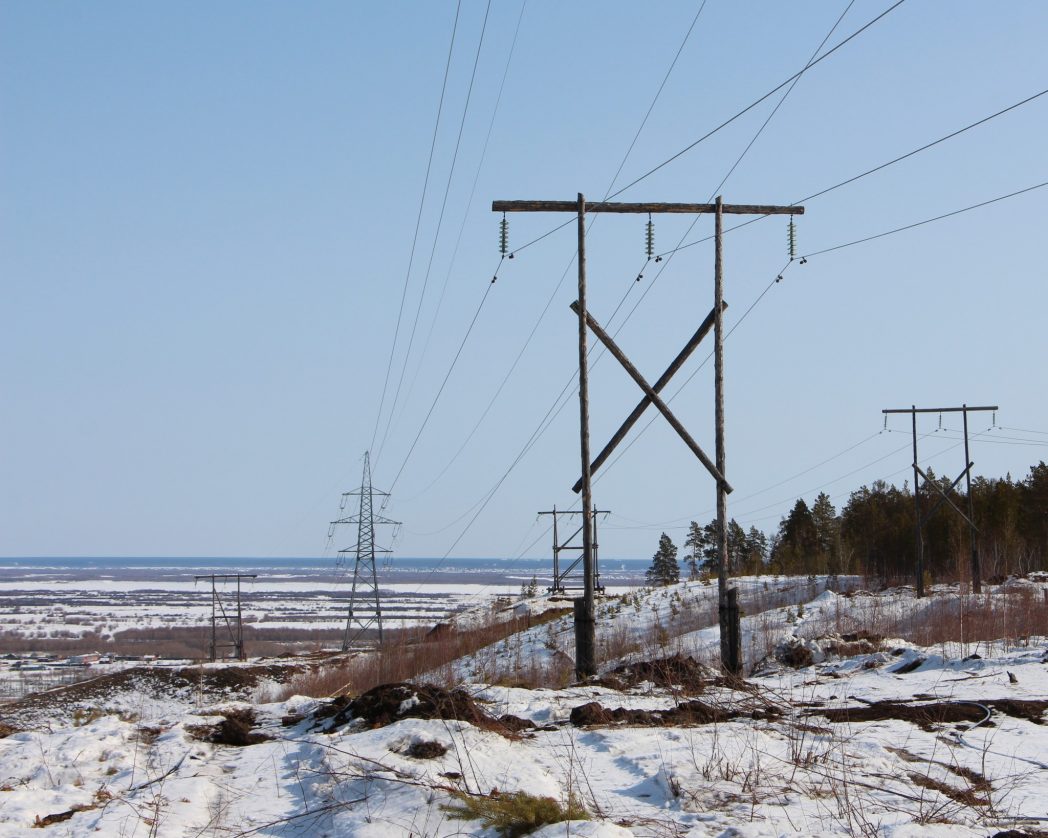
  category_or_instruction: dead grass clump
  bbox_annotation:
[821,630,883,657]
[404,740,447,759]
[908,771,989,807]
[278,664,354,699]
[774,637,815,668]
[33,805,90,827]
[441,790,588,837]
[602,654,715,693]
[134,725,162,745]
[892,656,927,674]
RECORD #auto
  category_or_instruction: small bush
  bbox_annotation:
[441,790,588,837]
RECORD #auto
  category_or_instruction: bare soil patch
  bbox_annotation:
[186,708,269,747]
[324,682,533,737]
[570,699,780,728]
[814,698,1048,730]
[594,654,756,694]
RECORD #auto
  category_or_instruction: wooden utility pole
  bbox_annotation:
[574,194,596,676]
[882,404,997,595]
[194,573,257,661]
[493,196,802,677]
[714,198,737,673]
[538,505,609,594]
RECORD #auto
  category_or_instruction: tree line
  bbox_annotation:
[646,460,1048,586]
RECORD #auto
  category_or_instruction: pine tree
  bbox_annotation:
[772,499,819,574]
[811,492,840,575]
[701,519,720,570]
[683,521,705,579]
[744,526,768,575]
[646,532,680,587]
[727,519,747,573]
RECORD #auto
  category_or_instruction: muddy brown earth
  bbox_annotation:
[570,699,781,728]
[812,698,1048,730]
[322,682,534,737]
[594,654,757,694]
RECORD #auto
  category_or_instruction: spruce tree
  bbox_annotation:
[646,532,680,586]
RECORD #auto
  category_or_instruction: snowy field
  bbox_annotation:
[1,576,1046,836]
[0,559,645,645]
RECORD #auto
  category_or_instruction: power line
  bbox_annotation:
[734,429,991,527]
[802,179,1048,259]
[607,0,907,199]
[597,1,858,363]
[402,3,711,502]
[657,86,1048,260]
[369,0,463,455]
[799,86,1048,206]
[603,0,710,197]
[409,0,528,398]
[707,0,856,200]
[998,425,1048,437]
[385,270,499,496]
[376,0,494,467]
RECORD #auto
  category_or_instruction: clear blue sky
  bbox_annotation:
[3,1,1047,559]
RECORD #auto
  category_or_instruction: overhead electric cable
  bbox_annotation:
[607,0,907,200]
[606,0,858,354]
[802,179,1048,259]
[404,2,712,501]
[708,0,855,199]
[998,426,1048,437]
[376,0,494,468]
[604,0,710,196]
[369,0,463,455]
[603,427,887,532]
[657,85,1048,259]
[410,0,527,388]
[385,268,499,496]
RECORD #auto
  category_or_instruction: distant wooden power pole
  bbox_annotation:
[493,196,803,677]
[882,404,997,595]
[194,573,257,661]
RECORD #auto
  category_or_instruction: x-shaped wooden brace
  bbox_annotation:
[915,463,978,531]
[570,300,732,495]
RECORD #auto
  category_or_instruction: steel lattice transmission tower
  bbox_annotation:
[330,451,400,651]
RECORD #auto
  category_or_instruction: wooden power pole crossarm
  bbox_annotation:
[494,200,804,215]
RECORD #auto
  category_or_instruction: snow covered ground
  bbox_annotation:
[1,578,1046,837]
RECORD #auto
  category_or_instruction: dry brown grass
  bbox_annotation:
[276,607,572,699]
[804,585,1048,652]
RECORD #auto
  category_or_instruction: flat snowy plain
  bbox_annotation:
[1,576,1046,837]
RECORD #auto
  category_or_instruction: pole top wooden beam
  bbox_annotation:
[492,200,803,215]
[883,406,998,414]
